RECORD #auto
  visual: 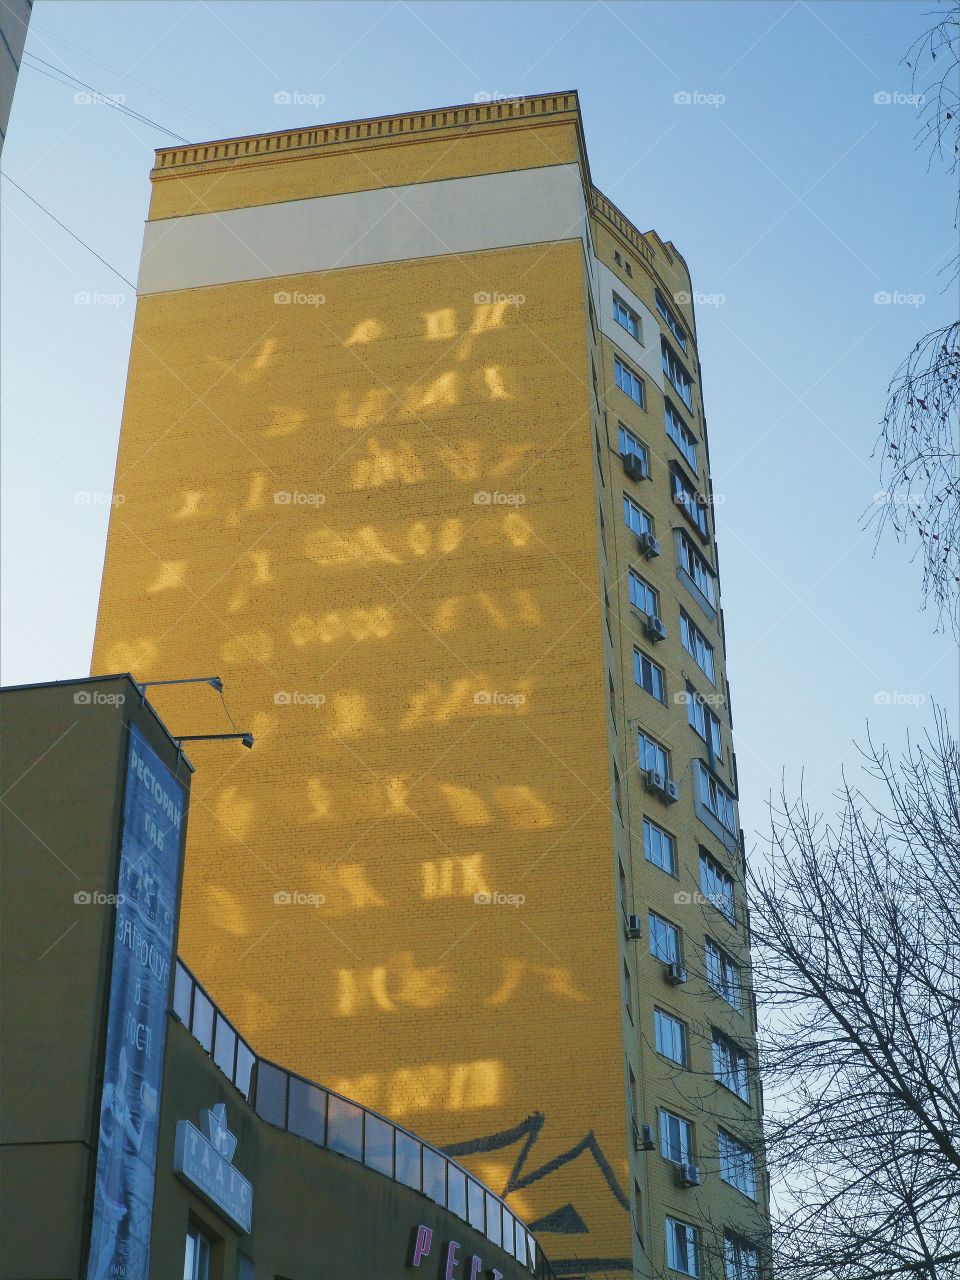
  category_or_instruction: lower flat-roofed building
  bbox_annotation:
[0,675,552,1280]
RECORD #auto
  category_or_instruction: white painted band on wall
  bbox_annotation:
[138,164,589,294]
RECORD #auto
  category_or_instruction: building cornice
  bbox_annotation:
[151,91,583,176]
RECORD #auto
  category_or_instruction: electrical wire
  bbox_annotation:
[22,52,191,143]
[0,171,136,288]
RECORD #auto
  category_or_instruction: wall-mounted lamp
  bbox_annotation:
[174,732,254,750]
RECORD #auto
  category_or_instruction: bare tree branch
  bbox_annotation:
[751,709,960,1280]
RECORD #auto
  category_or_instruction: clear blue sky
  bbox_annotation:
[2,0,955,843]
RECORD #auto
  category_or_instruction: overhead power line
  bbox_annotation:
[23,52,191,143]
[0,172,136,289]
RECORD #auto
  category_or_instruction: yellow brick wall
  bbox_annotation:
[588,215,770,1274]
[92,240,637,1268]
[148,118,581,220]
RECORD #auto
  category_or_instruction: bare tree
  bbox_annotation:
[871,4,960,635]
[751,709,960,1280]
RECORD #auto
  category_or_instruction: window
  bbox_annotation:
[671,466,709,539]
[686,684,723,761]
[712,1030,751,1102]
[183,1226,211,1280]
[654,1008,688,1065]
[629,569,659,618]
[613,293,641,341]
[659,1109,694,1164]
[719,1129,757,1199]
[666,1217,700,1277]
[677,532,717,609]
[706,939,743,1011]
[655,289,688,352]
[696,761,737,835]
[662,339,693,409]
[634,649,665,702]
[638,731,670,779]
[615,356,645,406]
[680,610,715,682]
[699,851,735,924]
[666,401,698,471]
[623,959,634,1020]
[619,423,649,471]
[724,1234,760,1280]
[624,494,653,536]
[644,818,677,875]
[649,911,682,964]
[634,1181,643,1240]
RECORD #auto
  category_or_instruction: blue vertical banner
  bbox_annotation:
[86,724,186,1280]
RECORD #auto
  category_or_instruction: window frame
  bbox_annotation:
[184,1225,212,1280]
[712,1029,751,1103]
[666,1216,701,1277]
[634,648,666,703]
[629,569,660,618]
[613,292,642,341]
[699,849,736,924]
[659,1107,695,1165]
[671,463,710,540]
[661,339,693,410]
[718,1128,758,1200]
[654,1007,689,1066]
[724,1232,761,1280]
[619,422,650,470]
[638,731,671,780]
[676,531,717,613]
[695,760,738,837]
[615,355,646,407]
[643,817,677,876]
[705,937,743,1012]
[624,493,654,537]
[655,289,689,352]
[686,683,723,761]
[680,609,716,683]
[665,400,699,472]
[648,910,682,964]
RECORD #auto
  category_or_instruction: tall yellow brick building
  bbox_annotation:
[93,93,769,1279]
